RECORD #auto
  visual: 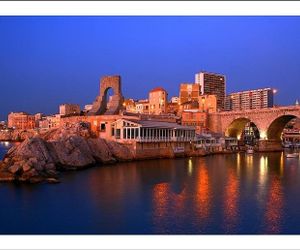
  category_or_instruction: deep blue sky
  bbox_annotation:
[1,16,300,120]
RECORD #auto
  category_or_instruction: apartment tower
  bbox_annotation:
[195,71,226,111]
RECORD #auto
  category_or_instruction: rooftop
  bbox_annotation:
[149,87,167,93]
[120,118,195,130]
[228,87,273,95]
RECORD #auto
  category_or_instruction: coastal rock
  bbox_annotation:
[22,162,32,172]
[8,164,22,174]
[42,122,93,141]
[51,135,95,168]
[7,137,54,164]
[0,122,135,183]
[87,138,116,164]
[107,141,134,161]
[0,129,36,142]
[0,171,15,181]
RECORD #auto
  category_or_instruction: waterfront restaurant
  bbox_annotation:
[111,118,196,143]
[194,133,238,151]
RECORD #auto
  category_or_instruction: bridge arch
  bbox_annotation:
[267,115,298,141]
[225,117,250,138]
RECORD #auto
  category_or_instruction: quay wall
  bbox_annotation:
[256,140,283,152]
[132,141,211,160]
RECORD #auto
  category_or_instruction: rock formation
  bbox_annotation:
[0,122,134,183]
[0,129,37,141]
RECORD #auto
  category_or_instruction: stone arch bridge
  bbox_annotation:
[208,105,300,150]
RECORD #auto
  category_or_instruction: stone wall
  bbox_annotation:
[60,114,139,140]
[134,141,208,159]
[256,140,283,152]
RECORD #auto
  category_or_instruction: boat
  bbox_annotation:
[282,142,293,148]
[246,146,254,154]
[286,153,299,158]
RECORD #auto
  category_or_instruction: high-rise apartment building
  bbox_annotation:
[225,87,274,111]
[195,71,226,111]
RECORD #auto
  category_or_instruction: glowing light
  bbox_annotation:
[260,156,268,176]
[260,131,268,140]
[236,153,241,175]
[188,158,193,175]
[246,154,253,167]
[280,152,284,176]
[237,153,241,166]
[237,135,241,140]
[273,89,278,94]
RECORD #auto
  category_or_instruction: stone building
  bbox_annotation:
[0,121,7,130]
[8,112,36,130]
[181,110,208,134]
[123,98,136,113]
[179,95,216,134]
[198,95,217,113]
[180,100,199,110]
[59,104,81,116]
[135,99,150,114]
[149,87,168,115]
[39,114,61,129]
[83,104,93,113]
[170,96,179,103]
[166,102,179,115]
[179,83,201,105]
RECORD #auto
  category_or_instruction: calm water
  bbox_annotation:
[1,142,300,234]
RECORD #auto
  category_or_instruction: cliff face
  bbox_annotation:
[0,122,134,183]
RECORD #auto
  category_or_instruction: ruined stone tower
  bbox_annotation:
[88,75,124,115]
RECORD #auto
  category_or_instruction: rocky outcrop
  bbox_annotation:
[0,122,134,183]
[0,129,37,142]
[107,141,134,161]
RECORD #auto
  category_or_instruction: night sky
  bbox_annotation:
[1,16,300,120]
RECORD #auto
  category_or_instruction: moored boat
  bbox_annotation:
[246,146,254,154]
[286,153,299,158]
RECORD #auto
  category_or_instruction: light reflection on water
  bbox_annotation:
[223,167,239,233]
[264,176,283,233]
[0,142,300,234]
[0,141,14,160]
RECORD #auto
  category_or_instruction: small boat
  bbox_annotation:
[246,146,254,154]
[286,153,299,158]
[246,149,254,154]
